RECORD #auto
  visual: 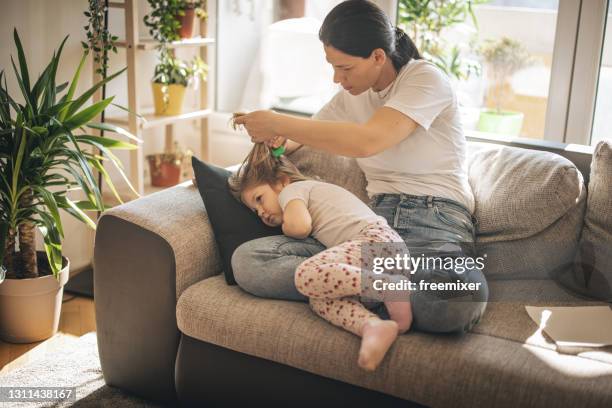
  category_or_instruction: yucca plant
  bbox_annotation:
[0,29,140,281]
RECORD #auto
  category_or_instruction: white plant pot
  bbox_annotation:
[0,252,70,343]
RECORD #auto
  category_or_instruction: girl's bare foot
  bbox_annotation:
[358,318,398,371]
[385,300,413,334]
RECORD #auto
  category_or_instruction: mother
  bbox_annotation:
[232,0,488,334]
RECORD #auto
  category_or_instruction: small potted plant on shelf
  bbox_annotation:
[146,141,193,187]
[151,51,207,115]
[477,37,536,136]
[177,1,208,39]
[144,0,208,41]
[0,30,139,343]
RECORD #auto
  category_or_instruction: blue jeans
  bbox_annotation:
[232,194,488,334]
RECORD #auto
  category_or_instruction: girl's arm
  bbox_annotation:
[234,107,418,158]
[282,199,312,239]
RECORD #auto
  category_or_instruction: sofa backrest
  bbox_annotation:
[288,142,588,280]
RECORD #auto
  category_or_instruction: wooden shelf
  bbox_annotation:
[106,108,212,130]
[95,0,214,195]
[115,37,215,50]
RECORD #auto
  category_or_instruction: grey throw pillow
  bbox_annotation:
[559,140,612,301]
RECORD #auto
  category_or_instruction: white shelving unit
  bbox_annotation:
[98,0,215,198]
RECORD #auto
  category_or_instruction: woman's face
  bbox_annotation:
[241,182,285,227]
[324,45,384,95]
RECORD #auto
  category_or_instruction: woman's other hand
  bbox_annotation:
[232,110,280,144]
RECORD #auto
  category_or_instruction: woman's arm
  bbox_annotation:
[282,199,312,239]
[234,107,418,158]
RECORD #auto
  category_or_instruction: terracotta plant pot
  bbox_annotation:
[176,6,195,39]
[0,252,70,344]
[152,82,187,116]
[147,153,182,187]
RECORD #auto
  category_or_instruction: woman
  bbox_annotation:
[232,0,488,334]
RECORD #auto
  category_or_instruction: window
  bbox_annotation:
[397,0,560,140]
[591,3,612,146]
[216,0,609,147]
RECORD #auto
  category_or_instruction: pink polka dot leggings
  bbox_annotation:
[295,221,406,336]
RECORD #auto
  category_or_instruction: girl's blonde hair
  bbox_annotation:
[228,142,309,202]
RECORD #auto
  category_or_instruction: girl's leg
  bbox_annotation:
[231,235,325,301]
[358,223,414,333]
[295,239,403,370]
[309,297,398,371]
[296,234,413,333]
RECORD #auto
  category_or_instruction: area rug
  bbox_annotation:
[0,332,165,407]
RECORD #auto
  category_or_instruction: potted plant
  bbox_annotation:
[397,0,487,81]
[144,0,208,41]
[151,51,207,116]
[477,37,536,136]
[146,141,193,187]
[177,1,208,39]
[0,29,139,343]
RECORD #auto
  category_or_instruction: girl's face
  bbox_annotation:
[241,181,287,227]
[324,45,385,95]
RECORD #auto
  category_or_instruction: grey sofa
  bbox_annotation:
[94,140,612,407]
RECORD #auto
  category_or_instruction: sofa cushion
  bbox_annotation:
[177,275,612,407]
[467,143,585,241]
[558,140,612,301]
[467,143,586,279]
[192,157,282,285]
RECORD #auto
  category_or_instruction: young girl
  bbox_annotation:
[229,142,412,371]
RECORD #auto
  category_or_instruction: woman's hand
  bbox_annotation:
[267,135,286,149]
[232,110,280,144]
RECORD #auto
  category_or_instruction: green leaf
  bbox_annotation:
[58,52,87,121]
[89,158,123,205]
[111,102,145,119]
[87,122,143,144]
[64,67,126,119]
[63,130,103,209]
[13,29,31,100]
[63,96,114,130]
[0,222,8,268]
[31,185,64,238]
[12,128,27,198]
[38,223,63,277]
[75,135,137,150]
[56,195,97,229]
[55,82,69,94]
[10,56,35,119]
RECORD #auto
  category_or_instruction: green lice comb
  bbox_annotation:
[271,145,286,157]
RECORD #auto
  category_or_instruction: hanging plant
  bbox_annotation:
[82,0,119,75]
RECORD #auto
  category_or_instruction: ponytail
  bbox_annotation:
[391,26,421,71]
[228,140,309,203]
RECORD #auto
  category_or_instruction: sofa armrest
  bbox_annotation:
[93,181,222,405]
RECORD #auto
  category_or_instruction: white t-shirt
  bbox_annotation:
[278,180,386,248]
[312,59,475,214]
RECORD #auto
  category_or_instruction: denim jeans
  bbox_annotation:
[232,194,488,334]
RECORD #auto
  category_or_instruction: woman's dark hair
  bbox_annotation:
[319,0,421,72]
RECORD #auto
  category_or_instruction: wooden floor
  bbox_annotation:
[0,293,95,375]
